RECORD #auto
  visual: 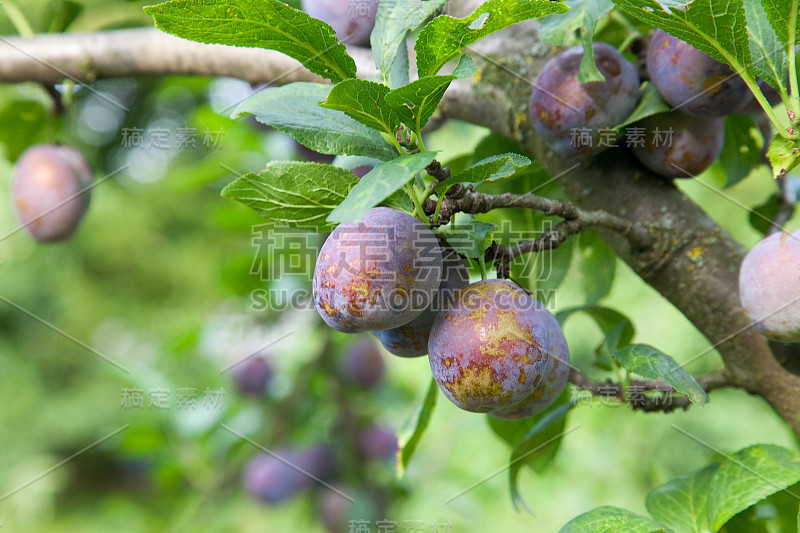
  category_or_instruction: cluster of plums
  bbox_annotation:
[531,31,781,178]
[10,144,94,242]
[232,345,395,532]
[301,0,378,47]
[312,207,570,418]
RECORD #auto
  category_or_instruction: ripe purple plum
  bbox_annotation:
[357,425,397,461]
[343,338,385,388]
[242,445,335,504]
[232,356,272,396]
[11,144,93,242]
[630,111,724,178]
[739,230,800,342]
[647,30,753,117]
[372,244,469,357]
[301,0,378,47]
[313,207,443,333]
[530,42,640,157]
[490,308,570,419]
[428,279,553,413]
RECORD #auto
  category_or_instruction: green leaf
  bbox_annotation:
[389,39,411,89]
[508,400,575,512]
[709,445,800,530]
[612,0,751,76]
[234,83,397,161]
[320,79,401,136]
[760,0,800,50]
[443,220,497,258]
[415,0,569,77]
[371,0,449,86]
[534,236,575,294]
[0,100,48,162]
[577,1,616,83]
[647,445,800,532]
[539,0,613,45]
[749,193,781,234]
[397,377,438,478]
[646,463,718,533]
[615,82,671,132]
[767,134,800,178]
[559,506,667,533]
[744,0,790,93]
[220,161,358,232]
[434,153,533,196]
[327,152,437,223]
[144,0,356,83]
[452,54,479,78]
[384,75,456,132]
[578,230,617,304]
[612,344,709,405]
[719,114,763,187]
[557,306,635,348]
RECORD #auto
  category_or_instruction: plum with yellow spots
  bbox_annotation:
[313,207,443,333]
[739,230,800,342]
[11,144,93,243]
[372,243,469,357]
[530,42,640,157]
[630,111,724,178]
[647,30,753,117]
[490,307,570,419]
[428,279,553,413]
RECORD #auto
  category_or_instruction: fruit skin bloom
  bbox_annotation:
[739,230,800,343]
[313,207,443,334]
[428,279,553,413]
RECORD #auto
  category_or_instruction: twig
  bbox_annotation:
[568,368,730,413]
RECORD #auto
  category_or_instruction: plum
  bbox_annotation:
[301,0,378,47]
[490,308,570,419]
[357,425,397,461]
[313,207,443,333]
[630,111,724,178]
[342,338,385,388]
[232,355,272,396]
[242,445,335,504]
[11,144,93,243]
[428,279,553,413]
[739,230,800,342]
[530,42,641,158]
[647,30,753,117]
[372,243,469,357]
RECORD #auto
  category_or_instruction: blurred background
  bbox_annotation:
[0,1,798,531]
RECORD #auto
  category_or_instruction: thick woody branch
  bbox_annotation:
[568,368,731,413]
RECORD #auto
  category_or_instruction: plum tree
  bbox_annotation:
[647,30,753,117]
[342,338,385,388]
[428,279,553,413]
[490,308,570,419]
[11,144,93,243]
[356,425,397,461]
[242,445,335,504]
[739,230,800,342]
[232,355,272,397]
[372,243,469,357]
[300,0,377,47]
[630,111,725,178]
[530,41,640,157]
[313,207,443,333]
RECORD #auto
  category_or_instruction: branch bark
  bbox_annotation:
[1,25,799,435]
